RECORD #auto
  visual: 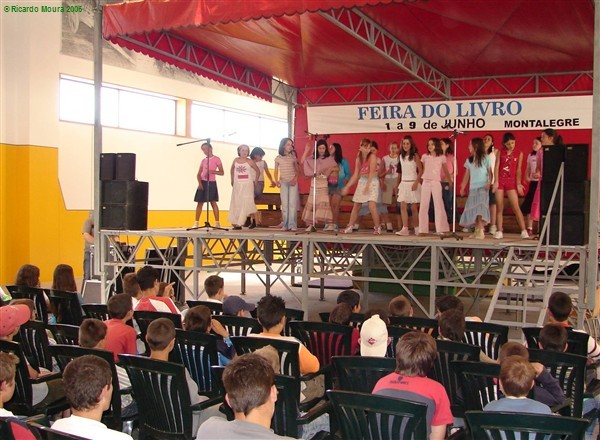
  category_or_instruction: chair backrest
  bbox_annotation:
[0,416,42,440]
[463,321,508,360]
[385,326,414,358]
[118,354,193,440]
[186,300,223,315]
[230,336,301,377]
[465,411,588,440]
[35,425,90,440]
[46,289,84,326]
[288,321,353,367]
[46,324,80,346]
[47,345,123,430]
[429,340,480,414]
[5,285,49,324]
[170,329,220,397]
[213,315,262,336]
[133,310,182,354]
[332,356,396,394]
[251,307,305,336]
[318,312,365,329]
[388,316,439,337]
[528,348,587,417]
[0,340,34,415]
[327,390,428,439]
[15,320,53,372]
[522,326,589,357]
[451,360,501,411]
[81,303,110,321]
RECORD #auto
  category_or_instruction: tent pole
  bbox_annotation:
[588,0,600,315]
[93,0,104,299]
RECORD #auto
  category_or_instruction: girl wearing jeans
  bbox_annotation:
[274,138,300,231]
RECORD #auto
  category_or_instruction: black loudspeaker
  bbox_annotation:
[101,204,148,230]
[100,153,116,180]
[541,213,588,246]
[101,180,149,205]
[564,144,589,182]
[115,153,136,180]
[540,180,589,214]
[541,145,564,182]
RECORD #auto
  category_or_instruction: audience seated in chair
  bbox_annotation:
[329,303,359,355]
[499,341,565,408]
[435,295,481,322]
[104,294,137,362]
[372,332,452,440]
[336,290,361,314]
[197,353,296,439]
[223,295,256,317]
[146,318,224,431]
[388,294,413,317]
[50,355,133,440]
[359,315,389,357]
[133,266,180,315]
[364,307,390,325]
[183,306,235,365]
[52,264,84,306]
[204,275,225,303]
[0,351,19,417]
[484,355,552,415]
[121,273,141,309]
[438,309,494,363]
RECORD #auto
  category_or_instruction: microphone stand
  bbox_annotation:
[441,129,463,241]
[179,138,228,231]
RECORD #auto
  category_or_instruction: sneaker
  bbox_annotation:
[489,225,497,235]
[249,220,257,229]
[244,217,251,227]
[305,225,315,232]
[520,230,530,239]
[395,227,410,236]
[462,227,471,233]
[353,224,360,231]
[215,222,221,228]
[386,223,394,233]
[373,226,382,235]
[343,225,354,234]
[493,231,503,239]
[192,221,199,228]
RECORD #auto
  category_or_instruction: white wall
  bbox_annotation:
[1,2,287,211]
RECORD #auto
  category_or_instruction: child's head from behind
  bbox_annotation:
[79,318,107,349]
[52,264,77,292]
[107,293,133,320]
[183,306,212,333]
[388,294,412,317]
[499,355,535,398]
[204,275,224,300]
[254,345,280,374]
[548,291,572,322]
[435,295,464,315]
[539,323,568,352]
[336,290,361,313]
[63,355,113,413]
[15,264,40,288]
[329,303,352,326]
[498,341,529,364]
[136,266,160,292]
[256,295,286,331]
[122,273,141,299]
[0,351,19,404]
[146,318,176,352]
[394,332,437,377]
[438,309,465,342]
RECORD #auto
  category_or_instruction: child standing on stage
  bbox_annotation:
[193,142,224,228]
[382,141,400,231]
[459,138,492,239]
[341,138,381,234]
[483,134,498,235]
[229,144,260,230]
[395,135,422,236]
[300,138,336,230]
[274,137,300,231]
[248,147,275,227]
[440,138,455,225]
[325,142,351,232]
[520,137,542,236]
[419,138,452,235]
[493,132,529,239]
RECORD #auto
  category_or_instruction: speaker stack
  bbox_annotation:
[540,144,589,245]
[100,153,148,230]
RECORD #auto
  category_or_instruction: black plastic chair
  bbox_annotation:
[318,312,365,329]
[0,416,42,440]
[170,329,223,407]
[213,315,261,336]
[465,410,588,440]
[230,336,301,377]
[47,345,130,431]
[133,310,182,354]
[385,326,414,358]
[46,324,80,346]
[528,347,587,418]
[388,315,439,337]
[118,354,203,440]
[451,360,501,412]
[81,303,110,321]
[429,339,480,419]
[46,289,84,326]
[332,356,395,394]
[327,390,428,440]
[523,326,589,357]
[186,300,223,315]
[0,340,66,417]
[15,320,54,372]
[462,321,508,360]
[35,425,89,440]
[5,285,49,325]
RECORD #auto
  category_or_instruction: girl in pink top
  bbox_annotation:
[418,138,452,235]
[193,142,224,228]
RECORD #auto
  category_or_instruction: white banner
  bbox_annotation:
[307,96,592,134]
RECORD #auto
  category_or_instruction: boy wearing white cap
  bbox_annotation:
[359,314,389,357]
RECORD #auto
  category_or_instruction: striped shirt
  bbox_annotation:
[275,154,298,183]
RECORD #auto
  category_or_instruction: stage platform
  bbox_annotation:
[98,226,595,327]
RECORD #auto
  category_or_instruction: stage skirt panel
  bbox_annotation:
[397,180,422,204]
[460,186,491,227]
[228,180,257,226]
[352,177,380,204]
[302,177,333,224]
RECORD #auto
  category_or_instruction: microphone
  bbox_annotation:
[450,130,467,138]
[176,138,210,147]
